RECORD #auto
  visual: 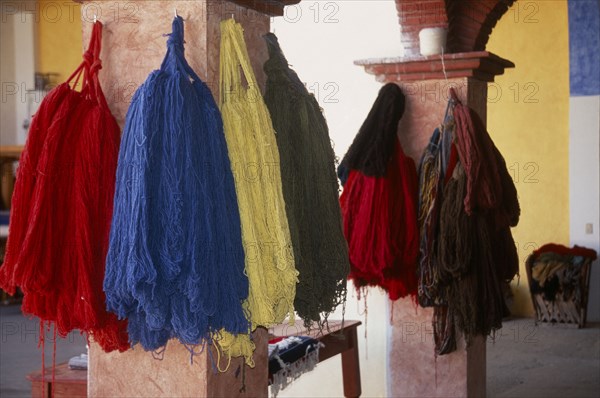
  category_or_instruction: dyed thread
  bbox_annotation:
[219,18,298,364]
[339,84,419,301]
[263,33,349,327]
[0,21,127,353]
[416,89,520,353]
[104,16,249,352]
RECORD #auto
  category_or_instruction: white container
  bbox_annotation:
[419,27,448,56]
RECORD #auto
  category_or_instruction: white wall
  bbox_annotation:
[569,95,600,322]
[0,8,36,146]
[1,10,17,146]
[13,10,36,145]
[271,1,400,397]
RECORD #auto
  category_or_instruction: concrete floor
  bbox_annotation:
[0,305,599,397]
[486,318,600,398]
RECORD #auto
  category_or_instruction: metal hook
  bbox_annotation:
[93,14,97,24]
[231,13,235,21]
[174,8,178,18]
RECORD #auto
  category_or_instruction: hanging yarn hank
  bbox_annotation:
[339,84,419,300]
[104,16,249,353]
[0,21,128,353]
[416,99,459,355]
[218,18,298,363]
[450,89,519,227]
[425,89,520,351]
[417,127,444,307]
[262,33,349,327]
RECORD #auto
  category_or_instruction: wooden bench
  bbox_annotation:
[269,320,362,398]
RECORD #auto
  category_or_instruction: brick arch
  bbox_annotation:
[446,0,516,52]
[395,0,516,56]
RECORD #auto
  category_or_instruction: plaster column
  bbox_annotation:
[356,51,514,397]
[77,1,295,396]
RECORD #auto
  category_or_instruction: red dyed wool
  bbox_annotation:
[340,141,419,300]
[0,22,128,352]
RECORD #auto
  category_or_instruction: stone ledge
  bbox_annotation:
[73,0,301,16]
[354,51,514,83]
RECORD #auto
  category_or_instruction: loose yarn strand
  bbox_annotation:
[40,321,45,398]
[51,325,57,398]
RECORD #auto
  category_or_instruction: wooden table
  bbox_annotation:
[27,362,87,398]
[270,320,362,398]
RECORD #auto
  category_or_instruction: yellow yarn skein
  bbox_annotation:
[216,18,298,366]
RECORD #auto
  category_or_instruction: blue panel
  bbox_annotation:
[568,1,600,96]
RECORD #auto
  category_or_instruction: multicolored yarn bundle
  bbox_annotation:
[338,84,419,300]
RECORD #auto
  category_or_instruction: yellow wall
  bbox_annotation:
[36,0,82,83]
[487,0,570,316]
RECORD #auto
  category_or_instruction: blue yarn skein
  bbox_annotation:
[104,16,249,351]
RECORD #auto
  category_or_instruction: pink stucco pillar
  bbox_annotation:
[76,1,276,396]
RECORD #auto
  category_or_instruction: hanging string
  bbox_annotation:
[40,321,45,398]
[441,48,449,83]
[52,325,57,398]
